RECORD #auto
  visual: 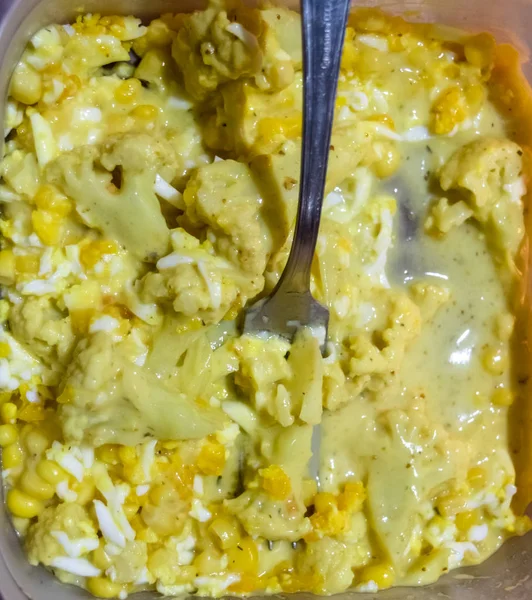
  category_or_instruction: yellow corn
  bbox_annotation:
[209,515,240,549]
[86,577,124,599]
[337,481,366,512]
[36,459,68,484]
[492,388,514,407]
[72,478,96,505]
[260,464,291,501]
[10,62,42,105]
[15,254,40,275]
[482,346,508,376]
[96,444,120,465]
[467,466,487,490]
[131,104,159,121]
[1,402,17,424]
[19,469,55,500]
[197,441,226,476]
[0,342,11,359]
[229,573,263,594]
[464,33,495,72]
[123,502,140,519]
[33,185,72,217]
[371,141,401,179]
[91,545,113,571]
[2,443,24,468]
[430,87,467,135]
[358,562,395,589]
[0,249,15,284]
[314,492,337,514]
[227,537,258,575]
[32,210,62,246]
[114,78,142,104]
[257,115,302,142]
[80,240,118,269]
[23,428,51,455]
[455,509,481,532]
[0,423,18,447]
[118,445,137,465]
[194,548,225,576]
[7,488,44,518]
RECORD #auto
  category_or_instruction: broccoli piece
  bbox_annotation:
[437,137,525,261]
[46,133,174,262]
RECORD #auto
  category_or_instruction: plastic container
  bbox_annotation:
[1,0,532,598]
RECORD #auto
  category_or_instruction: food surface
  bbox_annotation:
[0,3,531,597]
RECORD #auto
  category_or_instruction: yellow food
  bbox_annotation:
[0,3,530,598]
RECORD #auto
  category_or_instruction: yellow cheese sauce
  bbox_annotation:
[0,3,531,598]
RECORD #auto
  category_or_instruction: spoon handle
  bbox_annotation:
[275,0,352,294]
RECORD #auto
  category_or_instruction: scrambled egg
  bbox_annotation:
[0,4,530,598]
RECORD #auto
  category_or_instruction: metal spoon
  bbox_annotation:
[243,0,351,482]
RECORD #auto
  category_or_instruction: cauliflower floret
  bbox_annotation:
[140,228,261,323]
[26,503,98,567]
[295,538,359,594]
[46,133,175,262]
[434,138,525,264]
[348,291,421,394]
[60,331,225,446]
[172,2,295,101]
[182,159,274,276]
[9,296,75,377]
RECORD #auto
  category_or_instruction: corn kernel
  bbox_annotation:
[464,33,495,71]
[23,428,51,455]
[96,444,120,465]
[359,562,395,589]
[2,443,24,468]
[481,345,507,376]
[0,249,15,284]
[492,387,514,407]
[17,402,45,423]
[227,537,258,575]
[10,62,42,105]
[260,464,291,501]
[123,502,140,519]
[0,342,11,359]
[467,466,487,490]
[430,87,467,135]
[91,545,113,571]
[118,445,137,465]
[36,459,68,484]
[229,573,262,594]
[7,488,44,518]
[1,402,17,424]
[80,240,118,269]
[257,115,302,143]
[436,493,468,517]
[209,515,240,549]
[194,548,225,576]
[197,441,226,476]
[338,481,366,512]
[0,423,18,447]
[33,185,72,217]
[114,78,142,104]
[15,254,40,275]
[32,210,62,246]
[371,141,401,178]
[131,104,159,121]
[515,515,532,536]
[19,469,55,500]
[455,509,481,532]
[86,577,124,599]
[314,492,337,514]
[72,478,96,505]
